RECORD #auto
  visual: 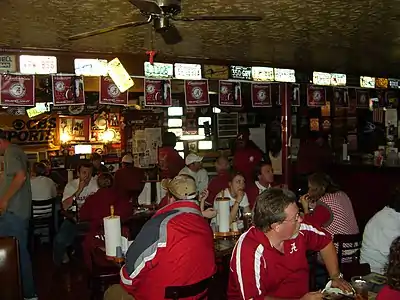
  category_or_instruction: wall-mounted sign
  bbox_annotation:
[274,68,296,83]
[144,62,173,78]
[389,78,400,89]
[252,67,274,82]
[19,55,57,74]
[230,66,252,80]
[313,72,331,86]
[203,65,229,80]
[0,74,35,106]
[375,78,388,89]
[0,115,56,146]
[108,58,134,93]
[312,72,346,86]
[74,58,108,76]
[330,73,346,86]
[0,55,16,72]
[174,63,202,80]
[360,76,375,88]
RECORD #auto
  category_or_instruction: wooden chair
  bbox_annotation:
[29,197,57,252]
[165,276,214,300]
[333,234,371,280]
[0,237,23,300]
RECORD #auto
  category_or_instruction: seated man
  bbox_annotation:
[206,155,231,205]
[53,162,99,265]
[104,174,217,300]
[80,172,133,270]
[246,161,275,208]
[228,188,352,300]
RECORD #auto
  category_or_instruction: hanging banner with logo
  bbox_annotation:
[307,85,326,107]
[52,75,85,106]
[251,83,272,107]
[218,80,242,107]
[99,76,128,105]
[144,79,172,107]
[184,80,210,106]
[0,74,35,107]
[333,87,349,108]
[356,89,369,108]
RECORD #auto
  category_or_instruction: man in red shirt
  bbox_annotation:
[158,132,185,179]
[104,175,216,300]
[246,161,275,208]
[233,129,264,183]
[206,155,231,205]
[114,154,145,205]
[228,188,352,300]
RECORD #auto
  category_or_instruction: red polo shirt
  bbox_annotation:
[206,171,231,205]
[228,223,331,299]
[120,200,216,300]
[159,146,185,179]
[233,147,263,182]
[377,285,400,300]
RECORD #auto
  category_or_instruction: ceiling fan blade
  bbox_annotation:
[174,15,263,22]
[127,0,163,14]
[68,18,152,40]
[157,24,182,45]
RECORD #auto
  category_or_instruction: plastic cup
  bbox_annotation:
[351,276,368,300]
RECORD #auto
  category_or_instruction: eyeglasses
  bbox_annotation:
[282,212,301,224]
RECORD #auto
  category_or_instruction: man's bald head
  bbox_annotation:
[215,156,229,173]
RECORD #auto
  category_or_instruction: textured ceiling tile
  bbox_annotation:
[0,0,399,74]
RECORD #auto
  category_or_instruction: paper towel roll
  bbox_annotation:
[103,216,122,257]
[216,197,230,233]
[67,169,74,183]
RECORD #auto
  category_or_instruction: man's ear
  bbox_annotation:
[270,222,280,232]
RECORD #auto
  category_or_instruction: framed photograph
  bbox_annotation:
[59,116,90,143]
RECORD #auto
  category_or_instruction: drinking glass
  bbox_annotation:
[351,276,368,300]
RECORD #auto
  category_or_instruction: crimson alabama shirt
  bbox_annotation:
[228,223,331,300]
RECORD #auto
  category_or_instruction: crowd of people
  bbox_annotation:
[0,128,400,299]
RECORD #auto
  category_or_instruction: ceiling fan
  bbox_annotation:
[68,0,263,45]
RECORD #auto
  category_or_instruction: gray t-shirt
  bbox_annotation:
[0,144,32,220]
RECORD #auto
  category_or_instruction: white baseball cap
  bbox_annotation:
[121,154,133,163]
[185,153,203,165]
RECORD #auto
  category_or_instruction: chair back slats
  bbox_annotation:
[0,237,23,300]
[31,198,56,219]
[333,233,362,265]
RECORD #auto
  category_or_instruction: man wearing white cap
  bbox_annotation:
[179,153,209,194]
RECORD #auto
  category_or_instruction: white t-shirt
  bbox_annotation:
[179,166,209,194]
[360,206,400,274]
[30,176,57,201]
[62,177,99,208]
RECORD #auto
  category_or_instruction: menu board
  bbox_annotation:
[330,73,346,86]
[230,66,252,80]
[252,67,274,82]
[389,78,400,89]
[174,63,202,80]
[313,72,346,86]
[360,76,375,88]
[313,72,331,86]
[144,62,173,78]
[274,68,296,83]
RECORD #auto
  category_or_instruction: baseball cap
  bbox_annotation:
[161,174,197,200]
[185,153,203,165]
[121,154,133,163]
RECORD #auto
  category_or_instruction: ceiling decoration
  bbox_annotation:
[0,0,398,75]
